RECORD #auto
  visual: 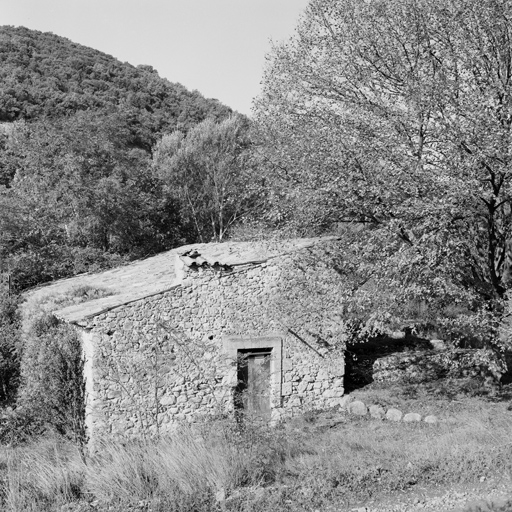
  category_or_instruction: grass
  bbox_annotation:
[21,284,114,335]
[1,380,511,511]
[0,436,85,511]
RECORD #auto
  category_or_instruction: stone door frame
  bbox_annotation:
[222,335,283,408]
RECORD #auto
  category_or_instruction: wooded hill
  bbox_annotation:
[0,26,232,145]
[0,27,256,292]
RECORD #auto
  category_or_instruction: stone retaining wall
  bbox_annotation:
[373,348,506,384]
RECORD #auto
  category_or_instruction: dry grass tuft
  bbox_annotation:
[0,436,85,511]
[0,383,511,511]
[86,425,248,504]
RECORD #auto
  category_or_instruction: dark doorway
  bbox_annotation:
[235,348,272,421]
[344,335,432,392]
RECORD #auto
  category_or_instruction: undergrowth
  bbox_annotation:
[1,285,114,446]
[0,387,511,512]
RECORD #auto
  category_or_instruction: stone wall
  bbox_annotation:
[373,348,507,384]
[79,252,346,440]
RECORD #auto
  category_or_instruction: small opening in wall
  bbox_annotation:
[208,335,214,340]
[106,330,115,336]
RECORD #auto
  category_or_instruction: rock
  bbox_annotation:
[160,395,176,406]
[297,381,308,394]
[317,370,329,380]
[386,408,403,421]
[106,390,122,399]
[424,415,438,424]
[282,382,292,396]
[326,397,344,408]
[403,412,421,422]
[338,395,354,410]
[322,388,337,398]
[215,488,226,503]
[348,400,368,416]
[369,404,385,419]
[430,339,447,351]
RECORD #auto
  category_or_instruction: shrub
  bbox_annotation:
[13,285,113,445]
[0,407,47,446]
[0,294,22,406]
[17,317,85,445]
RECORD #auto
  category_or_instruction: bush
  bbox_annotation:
[17,317,85,445]
[0,294,22,406]
[0,407,47,446]
[13,285,113,445]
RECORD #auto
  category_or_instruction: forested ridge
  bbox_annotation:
[0,26,231,139]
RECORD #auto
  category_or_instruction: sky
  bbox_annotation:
[0,0,310,115]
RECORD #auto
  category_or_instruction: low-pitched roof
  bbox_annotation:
[22,237,337,325]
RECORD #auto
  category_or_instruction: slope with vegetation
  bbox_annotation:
[0,26,263,292]
[0,26,231,138]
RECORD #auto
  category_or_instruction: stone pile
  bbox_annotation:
[342,397,438,424]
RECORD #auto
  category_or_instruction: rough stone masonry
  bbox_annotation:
[28,238,347,441]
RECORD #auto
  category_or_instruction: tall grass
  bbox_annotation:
[88,426,248,503]
[0,399,511,511]
[1,436,85,511]
[0,420,311,511]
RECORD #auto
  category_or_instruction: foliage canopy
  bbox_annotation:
[0,26,232,147]
[153,116,263,242]
[255,0,512,342]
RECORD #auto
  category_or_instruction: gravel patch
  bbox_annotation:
[349,479,511,512]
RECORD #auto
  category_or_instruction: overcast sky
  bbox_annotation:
[0,0,310,115]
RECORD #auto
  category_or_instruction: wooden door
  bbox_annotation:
[236,350,271,420]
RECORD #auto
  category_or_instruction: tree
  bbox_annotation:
[254,0,512,343]
[1,112,185,290]
[17,313,86,444]
[153,116,263,242]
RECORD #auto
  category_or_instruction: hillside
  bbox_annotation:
[0,26,232,145]
[0,26,255,292]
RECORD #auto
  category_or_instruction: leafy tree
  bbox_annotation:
[254,0,512,343]
[17,314,86,444]
[1,112,186,290]
[153,116,263,242]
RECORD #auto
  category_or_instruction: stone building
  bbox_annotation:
[23,237,346,440]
